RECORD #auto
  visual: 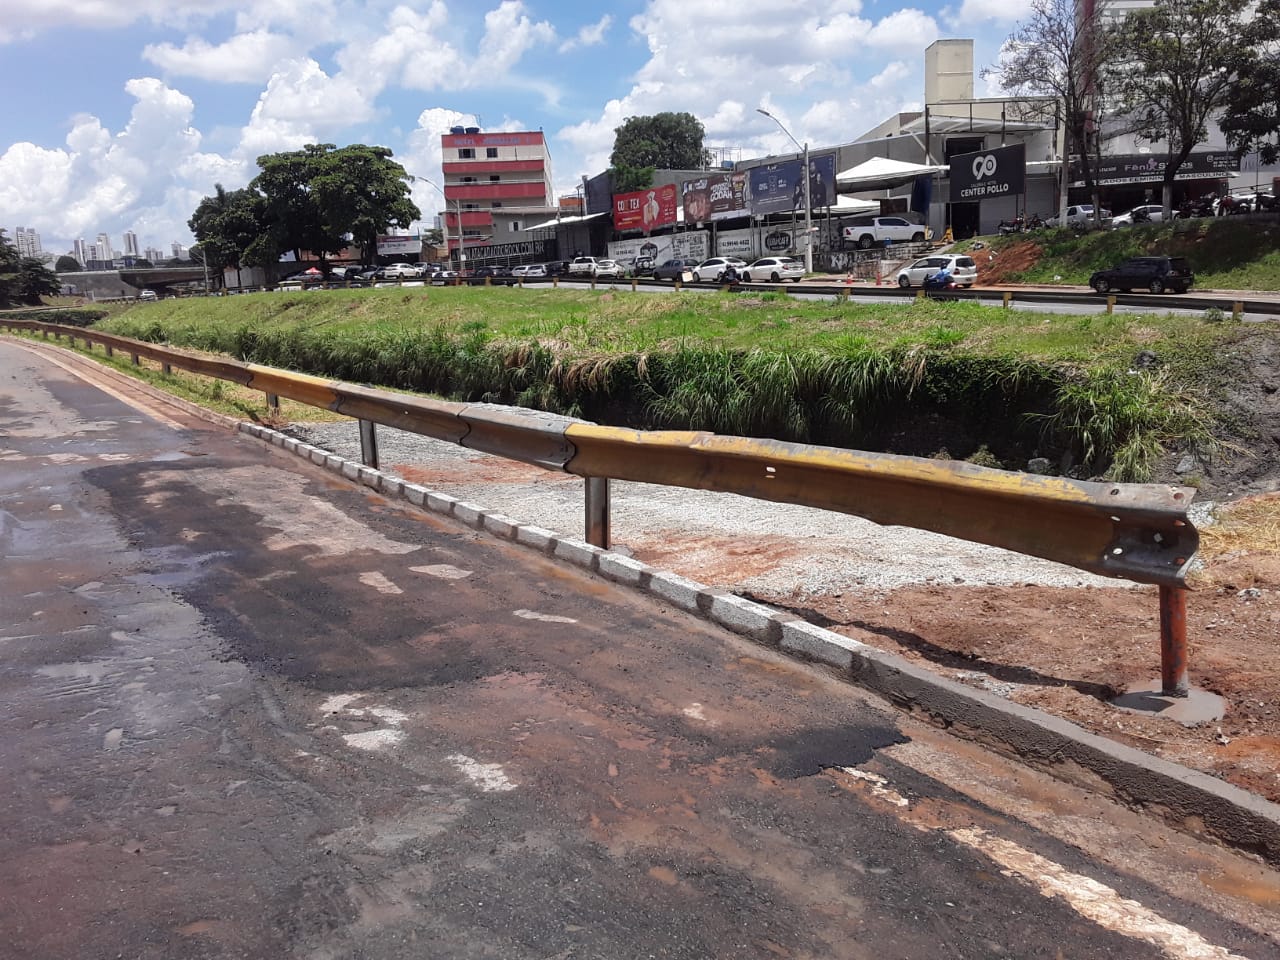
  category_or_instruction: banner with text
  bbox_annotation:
[613,184,679,232]
[682,173,749,223]
[607,231,710,266]
[746,154,837,215]
[1069,151,1240,187]
[376,235,422,256]
[949,143,1025,201]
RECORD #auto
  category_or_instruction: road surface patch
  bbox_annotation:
[410,563,473,580]
[447,754,516,792]
[358,571,402,595]
[513,609,578,624]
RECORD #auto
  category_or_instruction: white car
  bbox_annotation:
[593,259,624,279]
[895,254,978,288]
[137,288,158,301]
[381,262,421,279]
[693,257,748,282]
[741,257,804,282]
[1111,205,1165,228]
[511,264,547,278]
[1046,205,1111,229]
[841,216,930,249]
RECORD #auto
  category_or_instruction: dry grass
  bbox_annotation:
[1197,493,1280,559]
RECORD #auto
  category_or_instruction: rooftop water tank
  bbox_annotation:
[464,126,480,134]
[449,126,465,134]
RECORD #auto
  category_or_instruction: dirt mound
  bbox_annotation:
[970,240,1042,286]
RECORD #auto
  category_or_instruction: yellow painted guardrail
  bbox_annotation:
[2,318,1199,694]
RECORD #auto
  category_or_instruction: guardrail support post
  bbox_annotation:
[162,362,172,376]
[1159,585,1189,697]
[266,393,280,412]
[358,418,379,469]
[553,276,558,288]
[585,477,610,549]
[916,290,924,302]
[631,278,637,292]
[1232,301,1244,321]
[130,351,140,364]
[1106,295,1116,315]
[674,279,682,291]
[1003,291,1012,309]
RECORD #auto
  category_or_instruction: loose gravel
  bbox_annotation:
[291,420,1144,597]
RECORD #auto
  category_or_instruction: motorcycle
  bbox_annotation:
[1217,194,1250,216]
[997,216,1025,235]
[923,270,957,292]
[1257,193,1279,212]
[1026,213,1045,230]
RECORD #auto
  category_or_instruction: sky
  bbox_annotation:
[0,0,1030,257]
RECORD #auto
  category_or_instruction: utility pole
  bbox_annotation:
[758,108,813,274]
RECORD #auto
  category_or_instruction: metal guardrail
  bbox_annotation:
[1,318,1200,696]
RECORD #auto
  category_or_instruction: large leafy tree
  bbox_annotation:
[251,143,419,270]
[55,255,81,272]
[189,184,267,289]
[0,229,60,307]
[1219,0,1280,164]
[1105,0,1246,217]
[608,112,711,193]
[983,0,1117,222]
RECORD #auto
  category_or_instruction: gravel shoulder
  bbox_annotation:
[292,421,1280,804]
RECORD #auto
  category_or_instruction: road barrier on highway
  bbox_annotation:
[2,318,1200,697]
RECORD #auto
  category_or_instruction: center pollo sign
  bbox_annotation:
[682,173,748,223]
[613,184,679,232]
[949,143,1026,201]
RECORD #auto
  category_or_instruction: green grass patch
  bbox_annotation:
[79,286,1245,481]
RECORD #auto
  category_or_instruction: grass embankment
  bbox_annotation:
[969,217,1280,290]
[73,286,1240,483]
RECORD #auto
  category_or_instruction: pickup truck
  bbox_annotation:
[841,216,930,249]
[567,256,600,276]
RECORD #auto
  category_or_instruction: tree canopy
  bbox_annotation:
[1104,0,1245,213]
[189,143,420,283]
[55,255,81,272]
[1219,0,1280,164]
[608,112,710,192]
[0,230,60,307]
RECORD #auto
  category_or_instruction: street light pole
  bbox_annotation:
[757,108,813,274]
[416,175,464,271]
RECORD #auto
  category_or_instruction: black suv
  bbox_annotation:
[1089,256,1194,294]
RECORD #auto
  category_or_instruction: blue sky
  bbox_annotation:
[1,0,1025,257]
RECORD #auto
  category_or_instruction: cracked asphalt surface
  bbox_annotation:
[3,336,1279,959]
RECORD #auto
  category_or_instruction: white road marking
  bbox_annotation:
[49,504,63,511]
[47,453,89,463]
[320,693,364,714]
[513,609,577,624]
[447,754,516,792]
[948,827,1249,960]
[359,571,402,595]
[321,694,410,752]
[343,729,405,751]
[682,703,708,722]
[410,564,473,580]
[836,767,1247,958]
[97,453,132,461]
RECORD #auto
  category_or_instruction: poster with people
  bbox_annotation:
[612,184,679,231]
[746,155,837,216]
[681,173,749,223]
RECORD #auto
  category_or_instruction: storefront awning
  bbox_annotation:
[836,157,946,192]
[524,211,610,231]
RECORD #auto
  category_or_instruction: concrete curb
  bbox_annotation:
[13,336,1280,866]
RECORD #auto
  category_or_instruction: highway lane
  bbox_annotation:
[2,336,1279,959]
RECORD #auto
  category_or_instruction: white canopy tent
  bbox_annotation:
[835,157,946,193]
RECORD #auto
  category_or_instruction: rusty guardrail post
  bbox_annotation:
[1106,295,1116,314]
[162,362,172,375]
[1003,291,1012,309]
[1159,585,1190,697]
[1232,301,1244,322]
[358,419,379,469]
[266,393,280,412]
[585,477,611,549]
[131,351,140,364]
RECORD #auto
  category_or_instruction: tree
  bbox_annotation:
[189,184,267,288]
[983,0,1117,223]
[55,255,81,272]
[0,230,61,307]
[1219,0,1280,164]
[1105,0,1246,218]
[608,113,711,192]
[251,143,419,270]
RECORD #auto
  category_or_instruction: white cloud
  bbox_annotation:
[866,9,939,50]
[955,0,1035,23]
[0,0,243,43]
[238,58,377,159]
[142,30,301,83]
[559,14,613,52]
[478,1,556,77]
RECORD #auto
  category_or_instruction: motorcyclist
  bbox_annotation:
[924,266,954,290]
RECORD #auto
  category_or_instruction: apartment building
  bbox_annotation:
[439,127,558,264]
[14,226,41,258]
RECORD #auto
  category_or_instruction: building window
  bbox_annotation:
[510,221,521,233]
[458,148,474,159]
[489,175,500,182]
[461,176,476,183]
[492,201,502,207]
[486,147,498,158]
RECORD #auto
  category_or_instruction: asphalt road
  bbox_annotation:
[3,337,1279,959]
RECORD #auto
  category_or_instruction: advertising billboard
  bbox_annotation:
[949,143,1026,201]
[746,154,837,215]
[1069,151,1240,187]
[607,231,710,268]
[682,173,748,223]
[612,184,679,232]
[376,235,422,256]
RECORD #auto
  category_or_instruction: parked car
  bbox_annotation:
[652,258,701,281]
[545,260,572,277]
[567,256,600,276]
[381,262,421,279]
[629,256,657,278]
[511,263,548,278]
[326,266,368,285]
[137,288,158,301]
[429,269,459,283]
[593,259,624,279]
[1046,204,1111,229]
[841,215,930,250]
[1089,256,1194,294]
[358,266,385,281]
[693,257,748,282]
[740,257,804,283]
[1110,205,1165,228]
[895,254,977,289]
[469,265,516,285]
[413,262,436,275]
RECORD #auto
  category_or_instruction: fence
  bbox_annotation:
[1,318,1201,697]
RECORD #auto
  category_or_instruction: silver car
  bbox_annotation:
[741,257,804,282]
[895,254,977,288]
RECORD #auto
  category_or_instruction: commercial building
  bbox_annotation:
[438,126,559,268]
[14,227,41,258]
[123,231,140,258]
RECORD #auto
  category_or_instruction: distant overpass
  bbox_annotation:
[60,267,208,300]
